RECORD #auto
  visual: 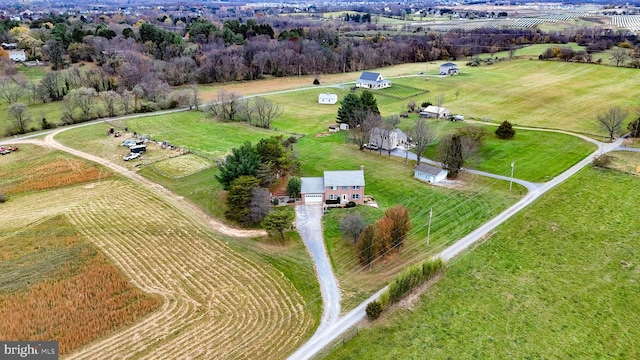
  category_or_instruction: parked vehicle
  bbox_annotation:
[129,144,146,153]
[449,115,465,121]
[363,143,379,150]
[121,140,137,147]
[123,152,141,161]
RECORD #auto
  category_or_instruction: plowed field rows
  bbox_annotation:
[63,181,312,359]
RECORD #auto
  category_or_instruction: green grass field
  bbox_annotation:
[329,166,640,359]
[295,132,526,309]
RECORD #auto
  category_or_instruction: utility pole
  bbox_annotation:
[427,207,433,246]
[509,161,514,191]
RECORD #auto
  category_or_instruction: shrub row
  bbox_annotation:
[366,258,445,320]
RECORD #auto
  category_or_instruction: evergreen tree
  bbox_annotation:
[225,176,261,222]
[216,142,261,190]
[495,120,516,139]
[360,90,380,115]
[336,93,361,123]
[440,134,465,179]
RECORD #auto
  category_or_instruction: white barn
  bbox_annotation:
[318,93,338,104]
[419,106,450,119]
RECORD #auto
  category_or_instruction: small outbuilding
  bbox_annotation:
[339,123,350,130]
[440,62,459,75]
[414,164,448,184]
[356,71,391,90]
[8,50,26,62]
[328,124,339,132]
[419,106,450,119]
[318,93,338,104]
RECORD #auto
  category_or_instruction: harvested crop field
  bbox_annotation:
[0,145,314,359]
[63,181,313,359]
[0,216,161,354]
[0,149,110,194]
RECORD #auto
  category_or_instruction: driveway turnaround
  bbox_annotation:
[293,205,341,341]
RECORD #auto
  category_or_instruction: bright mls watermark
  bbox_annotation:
[1,341,58,359]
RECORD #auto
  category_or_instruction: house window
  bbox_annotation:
[329,185,338,190]
[351,186,360,190]
[342,186,348,190]
[329,194,339,200]
[351,194,360,200]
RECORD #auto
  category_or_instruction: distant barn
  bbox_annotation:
[440,62,459,75]
[318,93,338,104]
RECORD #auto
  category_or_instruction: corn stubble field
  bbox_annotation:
[0,146,313,358]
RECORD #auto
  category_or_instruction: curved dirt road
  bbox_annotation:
[21,129,267,239]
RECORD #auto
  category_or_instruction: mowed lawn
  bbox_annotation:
[329,167,640,359]
[296,133,526,309]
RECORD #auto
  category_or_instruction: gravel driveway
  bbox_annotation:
[295,205,341,332]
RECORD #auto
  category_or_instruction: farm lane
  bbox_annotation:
[290,135,625,360]
[295,205,341,330]
[388,148,542,192]
[31,129,267,239]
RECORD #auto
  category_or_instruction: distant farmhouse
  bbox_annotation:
[414,164,448,184]
[440,62,459,75]
[300,168,365,205]
[356,71,391,90]
[318,93,338,104]
[419,105,450,119]
[369,127,408,151]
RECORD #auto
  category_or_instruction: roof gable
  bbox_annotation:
[415,164,445,175]
[324,170,365,187]
[301,177,325,193]
[358,71,382,81]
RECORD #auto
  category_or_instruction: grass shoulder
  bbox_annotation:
[329,166,640,359]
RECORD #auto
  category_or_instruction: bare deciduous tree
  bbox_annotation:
[119,90,134,114]
[0,75,27,105]
[610,48,629,67]
[100,90,120,117]
[413,118,435,166]
[189,84,200,110]
[42,39,66,70]
[436,93,445,107]
[349,110,381,150]
[7,102,31,134]
[597,106,628,140]
[209,89,242,121]
[340,213,367,244]
[253,97,282,129]
[67,87,98,121]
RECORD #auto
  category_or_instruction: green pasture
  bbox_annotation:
[477,42,587,60]
[383,62,640,135]
[329,167,640,359]
[56,111,281,161]
[295,132,525,309]
[419,124,597,183]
